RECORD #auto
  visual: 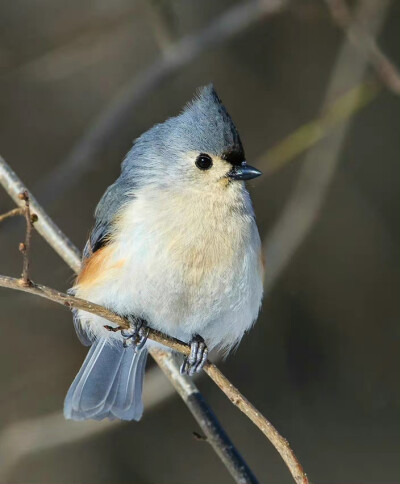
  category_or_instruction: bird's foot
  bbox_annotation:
[180,334,208,376]
[121,316,149,351]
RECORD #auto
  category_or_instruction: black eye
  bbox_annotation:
[195,153,213,171]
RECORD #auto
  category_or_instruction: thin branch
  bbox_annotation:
[204,363,307,484]
[0,274,308,484]
[34,0,288,205]
[0,207,23,223]
[0,156,309,484]
[324,0,400,94]
[0,274,189,351]
[17,191,36,286]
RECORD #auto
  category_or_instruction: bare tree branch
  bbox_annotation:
[0,274,197,352]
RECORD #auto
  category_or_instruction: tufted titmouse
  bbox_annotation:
[64,85,264,421]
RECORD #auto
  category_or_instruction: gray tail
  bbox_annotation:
[64,338,147,421]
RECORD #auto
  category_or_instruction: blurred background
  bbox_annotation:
[0,0,399,483]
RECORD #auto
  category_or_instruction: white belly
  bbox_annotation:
[75,186,263,353]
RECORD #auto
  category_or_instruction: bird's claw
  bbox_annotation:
[121,316,149,352]
[180,334,208,376]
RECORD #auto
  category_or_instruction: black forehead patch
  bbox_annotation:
[221,149,245,166]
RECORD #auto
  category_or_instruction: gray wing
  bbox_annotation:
[73,175,135,346]
[83,176,133,259]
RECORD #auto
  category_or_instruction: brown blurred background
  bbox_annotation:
[0,0,399,483]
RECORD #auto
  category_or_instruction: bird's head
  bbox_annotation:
[122,84,261,193]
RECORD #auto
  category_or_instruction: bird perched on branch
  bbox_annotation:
[64,85,264,421]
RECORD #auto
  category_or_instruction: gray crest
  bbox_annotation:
[173,84,245,162]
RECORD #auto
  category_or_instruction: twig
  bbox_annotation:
[0,207,23,223]
[324,0,400,94]
[0,156,309,484]
[34,0,288,205]
[17,191,36,286]
[0,274,308,484]
[0,159,81,273]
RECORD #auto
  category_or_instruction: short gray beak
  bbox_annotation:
[228,163,262,181]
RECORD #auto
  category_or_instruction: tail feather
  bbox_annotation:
[64,338,147,421]
[112,343,147,420]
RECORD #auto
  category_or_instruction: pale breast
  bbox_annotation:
[116,183,253,283]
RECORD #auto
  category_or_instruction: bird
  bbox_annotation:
[64,85,264,421]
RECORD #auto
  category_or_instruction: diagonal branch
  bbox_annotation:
[0,275,201,353]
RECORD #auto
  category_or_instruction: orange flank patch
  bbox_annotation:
[76,245,125,288]
[259,249,266,277]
